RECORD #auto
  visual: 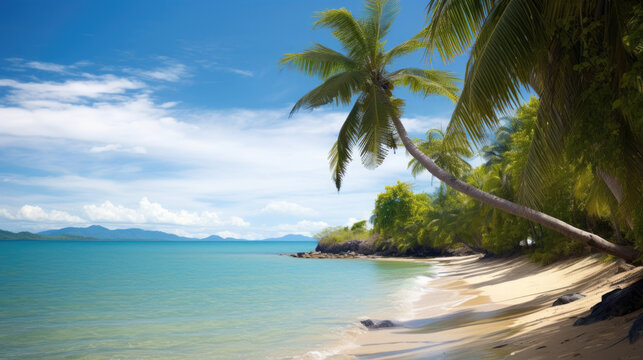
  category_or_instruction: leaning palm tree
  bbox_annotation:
[281,0,639,261]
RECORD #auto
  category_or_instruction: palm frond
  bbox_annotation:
[443,0,544,151]
[289,70,368,116]
[383,28,427,64]
[280,43,357,79]
[407,128,472,179]
[362,0,400,57]
[425,0,495,62]
[329,99,364,190]
[388,68,459,102]
[314,8,368,59]
[358,85,396,169]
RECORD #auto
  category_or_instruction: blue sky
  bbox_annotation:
[0,0,471,239]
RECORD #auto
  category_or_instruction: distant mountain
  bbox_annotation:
[25,225,317,242]
[39,225,194,241]
[0,229,95,241]
[263,234,315,242]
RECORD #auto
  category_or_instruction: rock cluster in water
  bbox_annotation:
[286,251,375,259]
[360,319,397,329]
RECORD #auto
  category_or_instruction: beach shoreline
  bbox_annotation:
[330,254,643,359]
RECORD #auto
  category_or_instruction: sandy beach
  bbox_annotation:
[337,255,643,359]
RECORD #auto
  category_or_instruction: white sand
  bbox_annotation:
[334,255,643,359]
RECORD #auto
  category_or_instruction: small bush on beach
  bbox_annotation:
[314,223,371,246]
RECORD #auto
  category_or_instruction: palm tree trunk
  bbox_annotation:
[391,117,640,262]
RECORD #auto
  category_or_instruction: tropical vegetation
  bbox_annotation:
[317,99,641,263]
[284,0,642,262]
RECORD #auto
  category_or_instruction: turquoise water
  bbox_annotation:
[0,241,432,359]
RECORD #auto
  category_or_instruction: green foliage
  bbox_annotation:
[408,129,472,179]
[424,0,642,231]
[335,99,638,263]
[314,224,371,246]
[371,181,432,252]
[350,220,368,232]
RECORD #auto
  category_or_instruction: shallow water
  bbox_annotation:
[0,241,432,359]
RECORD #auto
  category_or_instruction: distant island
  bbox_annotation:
[0,225,315,242]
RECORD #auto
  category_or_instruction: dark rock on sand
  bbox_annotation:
[360,319,396,329]
[574,278,643,326]
[601,288,622,302]
[552,293,585,306]
[629,313,643,344]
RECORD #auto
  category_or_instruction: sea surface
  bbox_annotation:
[0,241,433,359]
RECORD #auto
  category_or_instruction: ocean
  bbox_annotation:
[0,241,433,359]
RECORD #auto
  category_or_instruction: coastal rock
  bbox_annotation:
[360,319,396,329]
[574,279,643,326]
[629,313,643,344]
[289,251,362,259]
[315,239,376,255]
[552,293,585,306]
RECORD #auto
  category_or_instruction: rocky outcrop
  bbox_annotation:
[314,238,483,258]
[315,239,377,255]
[287,251,373,259]
[552,293,585,306]
[574,278,643,326]
[360,319,396,329]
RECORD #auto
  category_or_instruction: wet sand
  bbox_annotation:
[336,255,643,359]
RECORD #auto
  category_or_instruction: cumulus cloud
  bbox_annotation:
[261,201,317,217]
[0,63,441,238]
[0,75,143,104]
[0,205,85,223]
[83,197,249,227]
[25,61,68,73]
[275,220,329,236]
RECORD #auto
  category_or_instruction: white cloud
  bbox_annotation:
[83,197,249,227]
[136,63,187,82]
[261,201,317,217]
[225,68,254,77]
[275,220,329,236]
[0,66,441,238]
[0,205,85,223]
[89,143,147,154]
[401,116,450,134]
[25,61,68,73]
[0,75,143,104]
[83,200,144,223]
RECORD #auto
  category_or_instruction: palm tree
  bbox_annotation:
[281,0,639,261]
[480,116,522,166]
[408,129,472,180]
[424,0,642,231]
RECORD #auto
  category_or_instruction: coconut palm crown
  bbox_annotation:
[280,0,459,190]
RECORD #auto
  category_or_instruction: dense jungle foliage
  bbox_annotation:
[317,99,642,264]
